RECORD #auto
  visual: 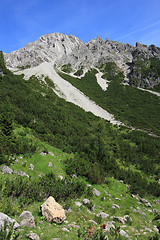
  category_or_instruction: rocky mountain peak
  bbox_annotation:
[4,33,83,69]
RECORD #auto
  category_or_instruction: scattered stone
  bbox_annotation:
[140,198,148,204]
[40,152,46,156]
[96,212,109,219]
[87,209,92,214]
[87,184,92,187]
[154,200,159,205]
[153,226,159,233]
[93,188,101,196]
[58,175,64,180]
[89,219,97,225]
[15,159,19,163]
[83,199,90,205]
[113,216,125,224]
[65,223,80,229]
[48,152,54,156]
[115,198,121,201]
[29,164,34,170]
[71,174,77,178]
[131,194,139,200]
[145,202,152,208]
[25,232,40,240]
[137,202,142,205]
[75,201,82,207]
[62,227,70,232]
[119,230,129,238]
[112,204,120,209]
[0,212,20,230]
[17,171,29,178]
[0,165,13,175]
[19,211,36,228]
[65,208,72,214]
[22,160,27,166]
[41,196,66,224]
[103,221,115,232]
[123,215,133,223]
[19,156,23,159]
[48,162,52,167]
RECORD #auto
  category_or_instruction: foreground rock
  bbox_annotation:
[0,212,20,230]
[26,232,40,240]
[0,165,13,174]
[19,211,36,228]
[41,196,66,224]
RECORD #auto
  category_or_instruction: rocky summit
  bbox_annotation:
[4,33,160,87]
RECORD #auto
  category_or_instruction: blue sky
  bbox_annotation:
[1,0,160,53]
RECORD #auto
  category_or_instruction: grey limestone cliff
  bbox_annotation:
[4,32,160,87]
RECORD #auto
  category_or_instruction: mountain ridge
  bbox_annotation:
[4,32,160,88]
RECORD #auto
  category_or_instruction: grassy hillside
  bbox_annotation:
[0,56,160,239]
[0,133,160,239]
[58,67,160,135]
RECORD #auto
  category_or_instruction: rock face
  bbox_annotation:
[40,196,66,224]
[4,33,82,69]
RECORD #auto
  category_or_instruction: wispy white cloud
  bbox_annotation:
[116,20,160,41]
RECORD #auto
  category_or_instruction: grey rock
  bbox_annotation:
[19,211,36,228]
[29,164,34,170]
[40,152,46,156]
[119,230,129,238]
[154,199,159,204]
[17,171,29,178]
[75,201,82,207]
[113,216,125,224]
[96,212,109,219]
[0,165,13,175]
[48,162,52,167]
[25,232,40,240]
[93,188,101,196]
[112,204,120,209]
[140,198,148,204]
[105,221,115,232]
[65,208,72,213]
[123,215,133,223]
[48,151,54,156]
[0,212,20,230]
[62,227,70,232]
[145,202,152,208]
[83,199,90,205]
[19,211,34,220]
[58,175,64,180]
